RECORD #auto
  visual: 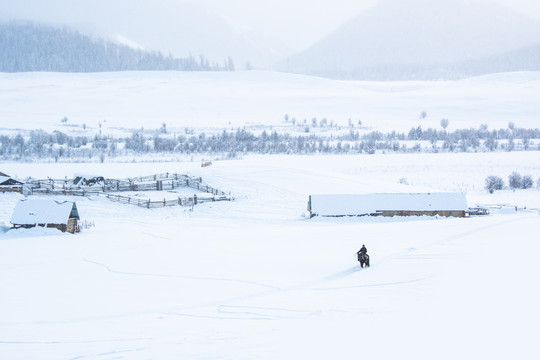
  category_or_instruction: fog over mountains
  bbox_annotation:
[2,0,540,79]
[87,1,289,70]
[0,1,290,70]
[277,0,540,79]
[0,22,237,73]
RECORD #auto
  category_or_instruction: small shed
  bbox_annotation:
[308,193,468,218]
[0,172,23,193]
[10,199,80,233]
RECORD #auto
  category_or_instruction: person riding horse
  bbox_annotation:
[357,245,370,267]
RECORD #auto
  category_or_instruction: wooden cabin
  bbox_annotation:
[0,172,23,193]
[308,193,468,218]
[10,199,80,233]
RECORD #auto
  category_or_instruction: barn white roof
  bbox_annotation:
[10,199,79,225]
[309,193,468,216]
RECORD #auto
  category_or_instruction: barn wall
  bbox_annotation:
[12,223,67,232]
[67,219,78,233]
[375,210,467,218]
[0,185,22,193]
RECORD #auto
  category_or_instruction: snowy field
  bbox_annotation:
[1,70,540,359]
[1,153,540,360]
[1,70,540,135]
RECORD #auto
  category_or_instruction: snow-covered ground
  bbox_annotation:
[1,153,539,359]
[1,70,540,359]
[1,70,540,135]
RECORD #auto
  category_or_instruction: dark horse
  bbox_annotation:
[358,253,370,268]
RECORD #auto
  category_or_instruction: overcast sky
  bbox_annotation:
[2,0,540,50]
[194,0,540,49]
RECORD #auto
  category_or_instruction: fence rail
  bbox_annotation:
[31,188,103,197]
[24,173,232,208]
[105,193,223,208]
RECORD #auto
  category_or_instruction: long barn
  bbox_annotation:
[308,193,468,218]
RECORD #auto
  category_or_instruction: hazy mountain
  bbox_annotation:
[276,0,540,80]
[449,42,540,78]
[93,2,289,69]
[0,22,235,72]
[0,1,290,70]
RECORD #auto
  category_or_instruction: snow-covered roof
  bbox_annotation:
[10,199,80,225]
[310,193,468,216]
[0,175,23,185]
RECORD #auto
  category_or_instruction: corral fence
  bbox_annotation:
[24,173,232,208]
[105,192,228,208]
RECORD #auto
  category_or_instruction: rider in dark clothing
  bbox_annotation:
[357,245,367,260]
[358,245,367,255]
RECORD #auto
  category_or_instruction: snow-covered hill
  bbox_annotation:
[1,70,540,134]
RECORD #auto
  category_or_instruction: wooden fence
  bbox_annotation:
[25,173,232,208]
[105,193,226,208]
[31,188,103,196]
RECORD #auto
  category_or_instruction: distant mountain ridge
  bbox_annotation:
[0,0,293,69]
[0,1,290,70]
[276,0,540,80]
[91,2,288,69]
[0,22,234,72]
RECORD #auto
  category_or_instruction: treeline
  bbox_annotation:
[485,172,540,193]
[1,125,539,161]
[0,22,235,72]
[355,124,540,152]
